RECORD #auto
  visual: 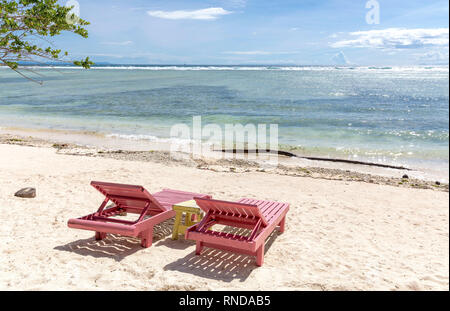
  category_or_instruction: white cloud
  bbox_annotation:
[331,28,449,49]
[101,41,134,46]
[147,7,231,20]
[415,50,449,64]
[331,51,350,65]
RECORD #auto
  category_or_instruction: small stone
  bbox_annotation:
[435,181,441,186]
[369,179,375,183]
[402,174,409,179]
[14,187,36,198]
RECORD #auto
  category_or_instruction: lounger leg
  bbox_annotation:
[256,244,265,267]
[172,212,182,240]
[195,241,204,255]
[95,232,106,240]
[141,227,153,248]
[279,216,286,233]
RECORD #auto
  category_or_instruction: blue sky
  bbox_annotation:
[56,0,449,65]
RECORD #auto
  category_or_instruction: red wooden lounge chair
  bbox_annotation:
[185,197,289,266]
[68,181,211,248]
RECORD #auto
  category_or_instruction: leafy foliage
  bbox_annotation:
[0,0,92,82]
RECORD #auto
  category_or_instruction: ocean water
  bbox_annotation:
[0,65,448,173]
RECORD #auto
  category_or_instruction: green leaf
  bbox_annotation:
[0,0,92,82]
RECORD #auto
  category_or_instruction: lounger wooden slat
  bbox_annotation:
[68,181,211,248]
[185,197,289,266]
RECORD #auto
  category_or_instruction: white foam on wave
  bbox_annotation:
[107,133,160,141]
[106,133,200,146]
[8,65,449,73]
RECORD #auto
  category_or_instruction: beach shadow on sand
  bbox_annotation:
[54,218,175,262]
[163,228,281,283]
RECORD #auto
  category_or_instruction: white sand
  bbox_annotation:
[0,144,448,291]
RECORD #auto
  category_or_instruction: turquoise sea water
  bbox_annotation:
[0,65,448,171]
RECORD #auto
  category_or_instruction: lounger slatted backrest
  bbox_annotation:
[238,198,288,225]
[194,197,269,227]
[91,181,167,212]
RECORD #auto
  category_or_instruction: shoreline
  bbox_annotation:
[1,124,447,184]
[1,131,448,192]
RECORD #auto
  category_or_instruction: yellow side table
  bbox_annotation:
[172,200,204,240]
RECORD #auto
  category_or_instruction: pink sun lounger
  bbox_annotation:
[68,181,211,248]
[185,197,289,266]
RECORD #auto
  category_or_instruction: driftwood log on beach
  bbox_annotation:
[216,149,412,171]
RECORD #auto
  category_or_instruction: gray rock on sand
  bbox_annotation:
[14,187,36,198]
